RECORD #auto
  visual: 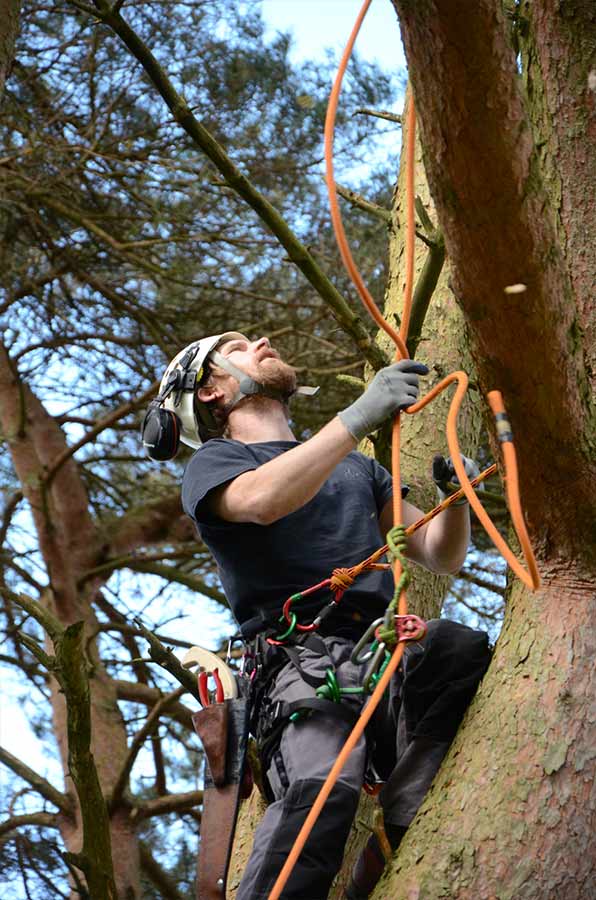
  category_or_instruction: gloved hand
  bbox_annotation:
[432,454,484,506]
[338,360,428,442]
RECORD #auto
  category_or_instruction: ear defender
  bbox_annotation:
[141,401,181,461]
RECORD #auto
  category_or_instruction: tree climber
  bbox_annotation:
[142,332,491,899]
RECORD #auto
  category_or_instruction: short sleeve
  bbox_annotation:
[181,439,257,523]
[369,457,408,513]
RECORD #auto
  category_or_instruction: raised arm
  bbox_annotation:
[209,361,428,525]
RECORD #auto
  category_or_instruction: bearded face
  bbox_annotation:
[252,356,297,398]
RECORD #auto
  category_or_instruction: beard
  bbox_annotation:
[253,356,297,398]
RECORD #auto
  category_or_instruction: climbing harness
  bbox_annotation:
[267,1,541,897]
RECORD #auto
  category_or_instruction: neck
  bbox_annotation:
[225,397,296,443]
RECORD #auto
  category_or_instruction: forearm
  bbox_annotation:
[213,417,357,523]
[381,498,470,575]
[419,504,471,575]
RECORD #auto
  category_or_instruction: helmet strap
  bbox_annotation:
[209,350,296,407]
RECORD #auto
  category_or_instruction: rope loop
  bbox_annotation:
[316,668,342,703]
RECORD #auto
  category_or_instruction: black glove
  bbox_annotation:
[338,360,429,442]
[432,454,483,506]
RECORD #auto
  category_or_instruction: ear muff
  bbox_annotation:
[141,402,181,461]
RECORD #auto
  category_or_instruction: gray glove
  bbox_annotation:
[338,360,429,442]
[432,454,484,506]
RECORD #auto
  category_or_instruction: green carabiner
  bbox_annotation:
[275,612,297,641]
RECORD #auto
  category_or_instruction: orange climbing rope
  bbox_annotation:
[268,2,540,895]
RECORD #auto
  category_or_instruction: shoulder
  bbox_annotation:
[182,439,257,519]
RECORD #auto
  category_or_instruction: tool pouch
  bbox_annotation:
[192,697,251,899]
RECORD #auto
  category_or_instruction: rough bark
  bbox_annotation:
[0,0,20,102]
[518,0,596,371]
[381,90,483,621]
[0,343,141,896]
[392,0,596,563]
[374,2,596,896]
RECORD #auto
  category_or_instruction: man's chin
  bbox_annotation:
[257,359,297,396]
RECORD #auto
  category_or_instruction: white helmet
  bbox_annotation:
[160,332,246,450]
[141,332,318,459]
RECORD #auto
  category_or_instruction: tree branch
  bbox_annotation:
[56,621,117,894]
[335,183,392,223]
[134,621,201,701]
[127,561,226,604]
[139,840,188,900]
[0,747,72,816]
[80,0,389,371]
[0,490,23,546]
[132,789,203,821]
[4,589,63,644]
[352,107,402,124]
[457,569,506,597]
[104,495,195,558]
[0,811,59,839]
[114,680,194,729]
[44,380,159,486]
[109,686,186,812]
[406,227,445,358]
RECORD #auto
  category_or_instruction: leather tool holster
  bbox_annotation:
[192,697,251,899]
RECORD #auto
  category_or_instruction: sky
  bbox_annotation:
[0,0,408,824]
[260,0,406,71]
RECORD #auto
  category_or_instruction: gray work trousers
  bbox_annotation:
[237,619,491,900]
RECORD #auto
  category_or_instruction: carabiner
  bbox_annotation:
[362,642,388,694]
[351,617,384,665]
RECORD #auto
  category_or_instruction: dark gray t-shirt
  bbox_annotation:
[182,439,405,639]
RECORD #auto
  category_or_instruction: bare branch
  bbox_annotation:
[0,811,59,839]
[457,569,506,597]
[127,561,226,604]
[45,380,159,486]
[0,746,73,816]
[84,1,389,371]
[0,490,23,545]
[56,621,117,894]
[134,621,201,701]
[17,631,56,671]
[132,789,203,821]
[139,840,188,900]
[110,686,186,812]
[335,183,392,223]
[352,107,402,124]
[115,680,194,729]
[3,589,63,644]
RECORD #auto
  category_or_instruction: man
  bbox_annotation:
[144,332,491,899]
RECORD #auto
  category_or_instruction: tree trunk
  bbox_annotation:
[381,89,483,621]
[0,347,141,897]
[0,0,20,101]
[381,575,595,899]
[375,2,596,895]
